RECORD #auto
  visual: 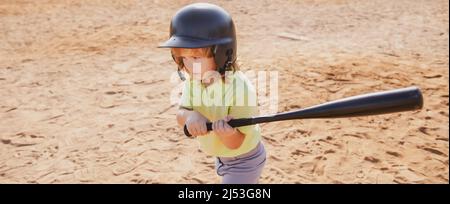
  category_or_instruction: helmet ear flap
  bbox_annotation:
[214,43,235,76]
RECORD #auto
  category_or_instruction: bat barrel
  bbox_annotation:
[269,86,423,122]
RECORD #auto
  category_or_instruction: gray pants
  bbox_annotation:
[215,142,266,184]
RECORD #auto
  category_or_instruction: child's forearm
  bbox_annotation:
[217,129,245,150]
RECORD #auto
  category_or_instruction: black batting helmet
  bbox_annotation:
[158,3,237,80]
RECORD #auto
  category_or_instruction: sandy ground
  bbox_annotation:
[0,0,448,183]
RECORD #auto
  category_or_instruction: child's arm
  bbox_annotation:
[212,116,245,150]
[177,107,209,136]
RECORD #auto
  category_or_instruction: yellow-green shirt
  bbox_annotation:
[179,71,261,157]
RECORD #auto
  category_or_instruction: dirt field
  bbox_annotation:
[0,0,448,183]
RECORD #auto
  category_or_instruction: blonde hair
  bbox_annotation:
[171,47,239,73]
[171,47,214,58]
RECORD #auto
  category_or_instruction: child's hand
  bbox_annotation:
[185,111,209,137]
[212,116,238,138]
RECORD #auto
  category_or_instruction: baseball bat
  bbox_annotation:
[184,86,423,137]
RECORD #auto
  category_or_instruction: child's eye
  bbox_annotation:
[181,56,200,60]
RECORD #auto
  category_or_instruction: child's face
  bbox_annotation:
[172,47,218,81]
[182,56,216,77]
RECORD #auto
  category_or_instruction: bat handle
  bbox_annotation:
[183,118,254,137]
[183,123,213,137]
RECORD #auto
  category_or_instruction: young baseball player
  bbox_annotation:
[159,3,266,184]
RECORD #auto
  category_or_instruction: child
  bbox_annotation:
[159,3,266,184]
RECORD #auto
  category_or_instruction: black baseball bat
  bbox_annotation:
[184,86,423,137]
